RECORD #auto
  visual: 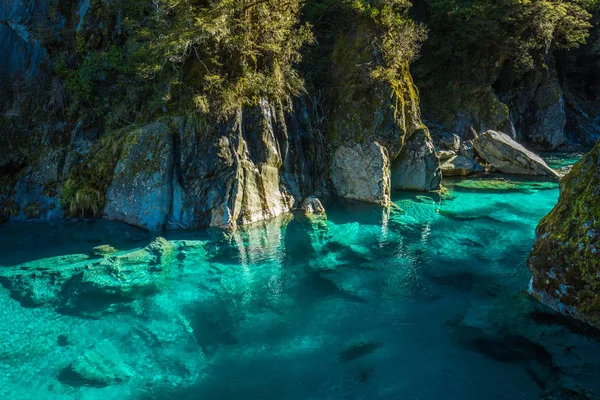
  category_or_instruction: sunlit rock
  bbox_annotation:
[392,129,442,191]
[473,130,559,178]
[301,196,325,215]
[440,155,483,177]
[331,141,391,205]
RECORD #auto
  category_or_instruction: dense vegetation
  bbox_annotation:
[413,0,599,124]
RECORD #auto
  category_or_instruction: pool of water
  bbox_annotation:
[0,170,599,399]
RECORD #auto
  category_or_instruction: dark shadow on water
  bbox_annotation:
[0,219,152,266]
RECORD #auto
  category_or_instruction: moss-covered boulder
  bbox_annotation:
[527,141,600,329]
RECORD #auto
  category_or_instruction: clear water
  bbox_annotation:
[1,168,599,399]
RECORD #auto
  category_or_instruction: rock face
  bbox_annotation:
[168,100,317,230]
[528,142,600,329]
[440,155,483,177]
[473,130,559,178]
[331,141,391,205]
[0,237,174,316]
[104,123,174,231]
[526,78,567,150]
[392,129,442,191]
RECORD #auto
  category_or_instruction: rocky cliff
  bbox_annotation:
[0,0,442,231]
[528,141,600,329]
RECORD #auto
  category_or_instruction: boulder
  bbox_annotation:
[301,196,325,215]
[439,134,461,152]
[436,150,456,162]
[61,340,132,387]
[459,140,475,160]
[331,141,391,205]
[391,129,442,191]
[473,130,559,178]
[104,123,174,232]
[440,156,483,177]
[527,142,600,329]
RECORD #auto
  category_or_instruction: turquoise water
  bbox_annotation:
[1,174,600,399]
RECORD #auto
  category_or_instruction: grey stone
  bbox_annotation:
[473,130,559,178]
[301,196,325,215]
[439,134,461,152]
[392,129,442,191]
[331,141,391,205]
[459,140,476,160]
[527,79,567,150]
[104,123,174,232]
[440,155,483,177]
[436,150,456,161]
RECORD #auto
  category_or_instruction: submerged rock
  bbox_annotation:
[91,244,117,257]
[528,142,600,329]
[0,237,174,315]
[60,340,132,387]
[331,141,391,205]
[440,155,483,177]
[392,129,442,191]
[473,130,559,178]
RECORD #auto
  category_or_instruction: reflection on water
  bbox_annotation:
[0,174,599,399]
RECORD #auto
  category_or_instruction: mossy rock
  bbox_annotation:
[528,141,600,329]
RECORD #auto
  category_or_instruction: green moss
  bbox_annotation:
[61,130,129,218]
[528,142,600,328]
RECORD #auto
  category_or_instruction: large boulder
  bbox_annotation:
[104,123,174,231]
[440,155,483,177]
[527,142,600,329]
[0,237,174,315]
[473,130,559,178]
[331,141,391,205]
[391,129,442,191]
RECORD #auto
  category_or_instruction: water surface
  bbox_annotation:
[0,168,599,399]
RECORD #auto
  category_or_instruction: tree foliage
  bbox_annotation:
[61,0,313,125]
[415,0,598,87]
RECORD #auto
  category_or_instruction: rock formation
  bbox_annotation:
[473,131,560,178]
[528,141,600,329]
